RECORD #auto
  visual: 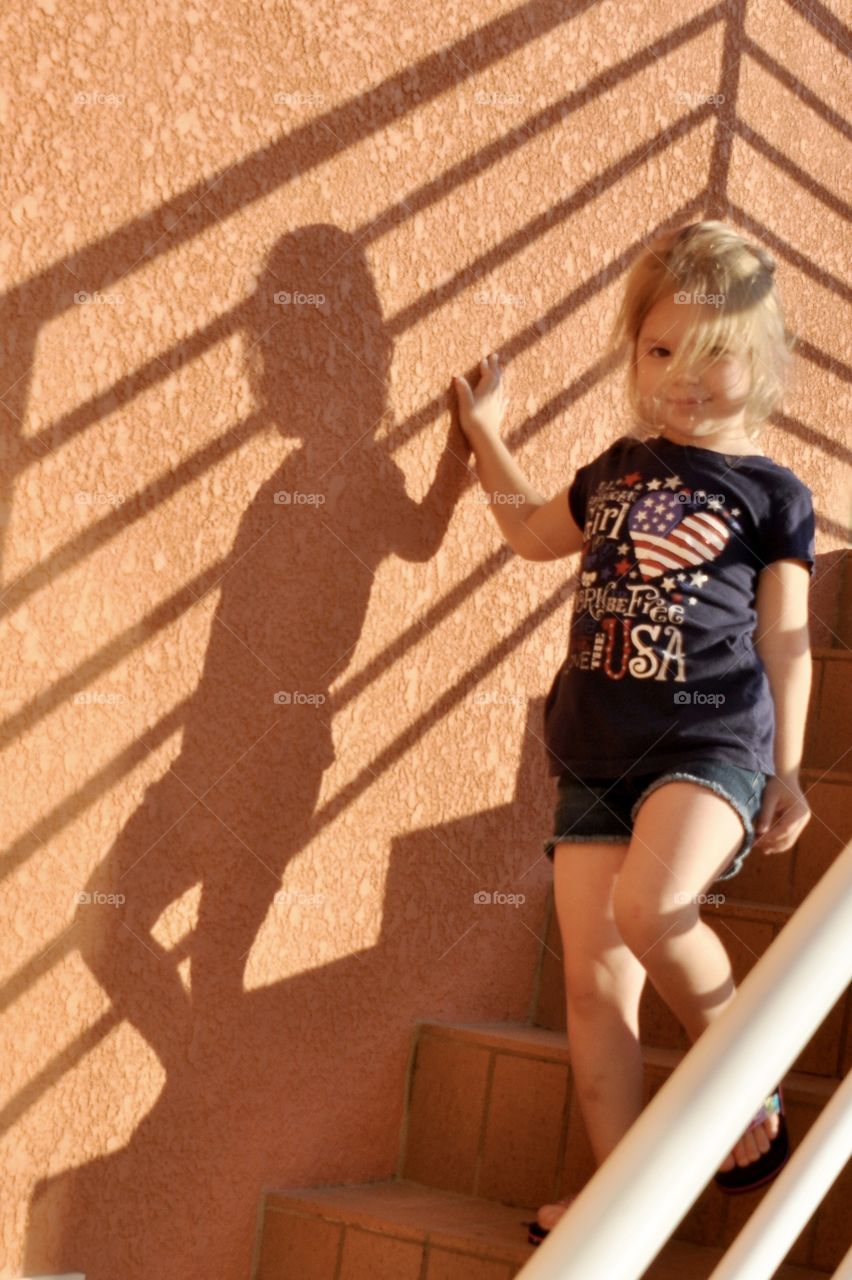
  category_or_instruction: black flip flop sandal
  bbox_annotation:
[714,1083,789,1194]
[522,1198,575,1246]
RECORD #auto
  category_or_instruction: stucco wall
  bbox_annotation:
[1,1,848,1277]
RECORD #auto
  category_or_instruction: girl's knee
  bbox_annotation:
[612,882,695,953]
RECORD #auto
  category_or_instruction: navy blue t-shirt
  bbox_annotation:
[543,432,816,779]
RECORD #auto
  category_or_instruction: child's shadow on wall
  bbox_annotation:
[25,226,552,1277]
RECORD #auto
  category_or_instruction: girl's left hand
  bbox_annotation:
[752,775,812,855]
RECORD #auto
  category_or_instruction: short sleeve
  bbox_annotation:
[567,462,592,533]
[759,483,816,577]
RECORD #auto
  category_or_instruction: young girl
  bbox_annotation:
[453,221,816,1245]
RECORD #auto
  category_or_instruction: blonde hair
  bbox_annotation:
[605,221,795,443]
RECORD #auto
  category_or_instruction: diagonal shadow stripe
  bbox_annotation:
[22,17,726,470]
[735,119,851,219]
[781,0,852,51]
[727,200,852,302]
[1,202,708,623]
[742,32,852,138]
[0,0,595,313]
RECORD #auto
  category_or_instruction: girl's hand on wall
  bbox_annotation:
[453,353,509,443]
[752,775,812,855]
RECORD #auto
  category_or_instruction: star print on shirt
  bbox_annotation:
[620,471,643,486]
[646,477,663,490]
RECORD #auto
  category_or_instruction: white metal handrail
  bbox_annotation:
[516,837,852,1279]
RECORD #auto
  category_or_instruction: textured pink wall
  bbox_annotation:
[1,2,849,1277]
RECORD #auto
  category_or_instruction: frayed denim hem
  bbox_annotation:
[629,771,754,874]
[543,833,631,860]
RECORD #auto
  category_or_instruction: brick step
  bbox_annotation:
[804,648,852,773]
[397,1020,848,1272]
[831,550,852,650]
[255,1177,832,1279]
[535,891,851,1079]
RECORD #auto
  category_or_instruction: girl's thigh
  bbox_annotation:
[616,780,744,923]
[553,840,647,1006]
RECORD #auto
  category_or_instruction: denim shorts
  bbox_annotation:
[543,759,767,882]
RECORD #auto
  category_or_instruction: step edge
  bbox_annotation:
[412,1020,842,1095]
[812,646,852,661]
[259,1178,835,1278]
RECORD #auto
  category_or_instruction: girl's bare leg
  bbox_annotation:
[613,782,780,1175]
[537,839,647,1229]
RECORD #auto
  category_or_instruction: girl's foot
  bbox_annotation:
[535,1194,577,1230]
[717,1107,780,1174]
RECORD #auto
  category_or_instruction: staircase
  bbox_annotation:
[253,553,852,1280]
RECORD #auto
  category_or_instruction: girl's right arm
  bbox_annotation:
[454,353,585,561]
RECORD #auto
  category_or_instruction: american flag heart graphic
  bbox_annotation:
[627,491,730,580]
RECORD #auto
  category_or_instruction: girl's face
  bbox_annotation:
[633,294,754,444]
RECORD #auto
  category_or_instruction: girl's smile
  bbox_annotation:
[634,293,756,450]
